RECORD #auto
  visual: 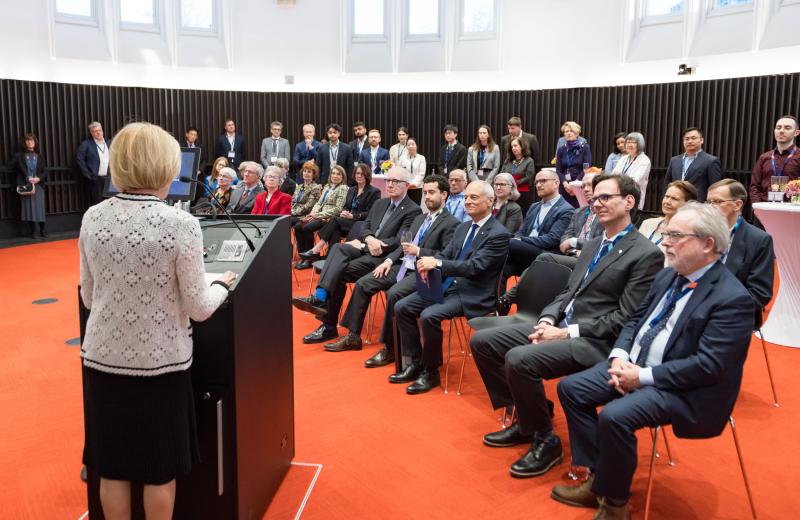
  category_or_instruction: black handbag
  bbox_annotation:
[16,183,35,196]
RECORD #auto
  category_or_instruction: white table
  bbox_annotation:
[753,202,800,348]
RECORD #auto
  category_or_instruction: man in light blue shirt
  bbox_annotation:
[444,169,471,222]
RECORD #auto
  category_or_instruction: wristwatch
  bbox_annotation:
[436,259,443,268]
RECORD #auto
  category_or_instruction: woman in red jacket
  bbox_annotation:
[251,165,292,215]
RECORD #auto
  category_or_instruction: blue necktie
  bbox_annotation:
[442,223,478,293]
[635,276,690,367]
[397,215,433,281]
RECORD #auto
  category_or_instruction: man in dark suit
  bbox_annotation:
[502,170,573,286]
[323,175,458,360]
[359,129,390,174]
[227,161,265,214]
[500,116,541,165]
[551,203,754,520]
[348,121,368,165]
[662,127,722,202]
[214,118,246,170]
[260,121,291,169]
[293,123,321,178]
[316,123,354,185]
[438,124,467,176]
[183,126,203,160]
[472,173,663,479]
[707,179,775,323]
[292,167,421,343]
[76,121,112,205]
[390,180,511,394]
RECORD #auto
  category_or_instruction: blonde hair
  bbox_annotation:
[110,122,179,192]
[561,121,582,135]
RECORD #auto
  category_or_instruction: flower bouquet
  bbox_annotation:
[786,179,800,204]
[380,160,392,175]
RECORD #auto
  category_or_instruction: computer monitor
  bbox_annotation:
[103,147,202,201]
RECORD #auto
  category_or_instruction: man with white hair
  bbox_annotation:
[552,202,755,520]
[228,161,265,213]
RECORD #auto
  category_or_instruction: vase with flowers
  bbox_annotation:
[786,180,800,204]
[380,160,392,175]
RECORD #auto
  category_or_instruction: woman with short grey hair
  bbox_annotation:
[492,172,523,232]
[612,131,651,209]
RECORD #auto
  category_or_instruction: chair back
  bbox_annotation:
[516,260,572,317]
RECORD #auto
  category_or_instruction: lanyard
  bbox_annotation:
[721,216,743,263]
[409,157,415,175]
[478,148,486,167]
[585,224,634,277]
[771,145,796,177]
[648,281,694,328]
[95,141,106,154]
[533,201,552,232]
[621,156,635,176]
[330,144,338,165]
[681,153,696,180]
[648,219,665,245]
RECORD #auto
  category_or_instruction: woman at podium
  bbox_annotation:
[79,122,235,519]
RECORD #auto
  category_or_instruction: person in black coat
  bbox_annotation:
[439,124,467,176]
[76,121,111,205]
[214,118,246,170]
[316,123,354,185]
[662,127,722,202]
[14,133,47,238]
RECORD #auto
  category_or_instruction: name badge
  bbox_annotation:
[228,152,236,159]
[271,156,277,163]
[565,173,571,181]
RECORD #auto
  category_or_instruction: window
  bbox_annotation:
[180,0,216,33]
[119,0,156,26]
[55,0,97,24]
[713,0,752,8]
[408,0,439,37]
[353,0,385,37]
[645,0,683,17]
[461,0,495,35]
[708,0,753,16]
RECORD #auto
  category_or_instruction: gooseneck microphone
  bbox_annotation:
[180,176,257,252]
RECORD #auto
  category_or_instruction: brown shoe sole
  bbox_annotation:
[550,487,599,509]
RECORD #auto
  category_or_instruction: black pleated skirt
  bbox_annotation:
[82,365,199,485]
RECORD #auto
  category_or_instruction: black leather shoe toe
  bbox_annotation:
[388,365,421,383]
[406,370,441,395]
[292,296,328,317]
[302,325,339,344]
[483,423,534,448]
[365,347,395,367]
[324,335,363,352]
[509,436,563,478]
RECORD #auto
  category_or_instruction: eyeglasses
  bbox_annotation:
[385,179,407,185]
[243,170,259,176]
[705,198,735,206]
[493,183,511,188]
[589,193,623,205]
[660,231,704,242]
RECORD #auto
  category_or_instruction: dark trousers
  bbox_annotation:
[395,291,464,371]
[317,217,355,244]
[339,265,399,335]
[318,243,385,327]
[294,218,327,252]
[557,362,673,502]
[87,177,105,206]
[377,273,418,351]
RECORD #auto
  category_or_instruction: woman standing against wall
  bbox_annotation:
[14,133,47,238]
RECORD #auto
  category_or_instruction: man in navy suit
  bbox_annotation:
[502,170,573,287]
[360,129,390,174]
[316,123,354,185]
[293,123,321,178]
[214,118,246,170]
[390,180,511,394]
[348,121,369,165]
[76,121,111,205]
[662,127,722,202]
[551,202,754,520]
[439,124,468,176]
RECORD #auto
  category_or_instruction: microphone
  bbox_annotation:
[180,176,257,252]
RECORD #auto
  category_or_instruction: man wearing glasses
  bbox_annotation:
[292,167,421,344]
[228,161,265,214]
[445,169,471,222]
[471,173,663,481]
[662,127,721,202]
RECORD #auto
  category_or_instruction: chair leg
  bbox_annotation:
[444,319,454,394]
[757,328,779,407]
[643,426,661,520]
[729,416,758,519]
[660,427,675,466]
[456,318,472,395]
[365,299,374,344]
[307,268,316,297]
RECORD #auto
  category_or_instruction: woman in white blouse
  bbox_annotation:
[79,122,235,518]
[612,131,651,209]
[398,137,426,187]
[389,127,410,165]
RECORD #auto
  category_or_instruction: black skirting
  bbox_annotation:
[82,365,199,485]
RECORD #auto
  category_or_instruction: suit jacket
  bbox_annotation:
[291,182,322,217]
[725,220,775,326]
[356,195,422,254]
[501,132,541,164]
[316,142,354,185]
[310,184,349,220]
[663,151,722,202]
[516,196,574,251]
[343,184,381,220]
[76,138,111,180]
[348,137,368,164]
[251,190,292,215]
[561,206,603,250]
[614,262,754,438]
[385,209,460,264]
[280,176,297,196]
[360,146,390,174]
[467,145,501,182]
[227,182,265,214]
[494,201,523,233]
[13,152,46,187]
[540,230,664,366]
[215,134,246,170]
[435,217,511,319]
[260,137,291,168]
[438,142,467,175]
[294,140,321,172]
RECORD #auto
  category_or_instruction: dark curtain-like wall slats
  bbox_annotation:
[1,73,799,222]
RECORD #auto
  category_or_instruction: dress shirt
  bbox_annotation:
[609,261,717,385]
[445,192,469,222]
[96,140,110,177]
[529,195,562,237]
[389,209,444,267]
[681,150,700,180]
[459,213,492,251]
[749,145,800,203]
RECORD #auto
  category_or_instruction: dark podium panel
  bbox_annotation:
[81,215,294,519]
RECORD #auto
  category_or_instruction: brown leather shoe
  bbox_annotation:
[550,475,599,508]
[593,498,630,520]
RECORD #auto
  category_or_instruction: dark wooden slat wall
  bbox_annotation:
[1,73,799,221]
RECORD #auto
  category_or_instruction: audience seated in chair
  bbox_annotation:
[251,166,292,215]
[227,161,265,214]
[294,165,349,268]
[491,172,523,233]
[638,180,698,262]
[444,169,471,222]
[290,161,323,266]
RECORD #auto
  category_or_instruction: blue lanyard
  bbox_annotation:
[648,280,694,328]
[586,224,634,276]
[681,153,695,179]
[478,148,485,167]
[648,219,665,245]
[721,216,743,263]
[771,145,796,177]
[621,156,635,176]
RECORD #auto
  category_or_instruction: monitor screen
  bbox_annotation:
[104,147,201,201]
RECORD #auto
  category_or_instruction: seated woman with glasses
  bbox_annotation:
[638,180,698,260]
[492,172,523,233]
[295,165,349,269]
[251,166,292,215]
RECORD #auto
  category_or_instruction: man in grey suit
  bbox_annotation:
[500,116,541,165]
[471,173,664,479]
[260,121,291,169]
[227,161,265,214]
[662,127,722,202]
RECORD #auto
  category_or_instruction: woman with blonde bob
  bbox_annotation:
[79,122,235,520]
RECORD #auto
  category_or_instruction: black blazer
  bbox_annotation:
[280,176,297,196]
[615,262,754,438]
[357,195,422,254]
[561,206,603,250]
[343,184,381,221]
[540,230,664,366]
[76,138,111,180]
[436,216,511,319]
[724,220,775,326]
[316,141,354,185]
[501,131,541,164]
[494,201,523,233]
[517,196,574,251]
[385,209,460,264]
[13,152,46,187]
[438,142,467,175]
[348,138,368,164]
[214,133,247,170]
[663,151,722,202]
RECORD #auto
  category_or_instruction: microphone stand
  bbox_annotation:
[181,176,257,252]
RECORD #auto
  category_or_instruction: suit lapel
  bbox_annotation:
[579,230,639,289]
[662,263,722,357]
[725,224,746,275]
[464,217,495,258]
[683,152,706,181]
[525,203,542,235]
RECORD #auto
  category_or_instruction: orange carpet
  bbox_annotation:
[1,238,797,519]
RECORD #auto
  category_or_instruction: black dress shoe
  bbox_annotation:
[406,370,441,395]
[483,423,534,448]
[292,295,328,317]
[509,435,563,478]
[388,364,421,383]
[295,259,313,270]
[324,334,363,352]
[365,347,395,368]
[496,295,512,316]
[299,249,320,261]
[302,325,339,344]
